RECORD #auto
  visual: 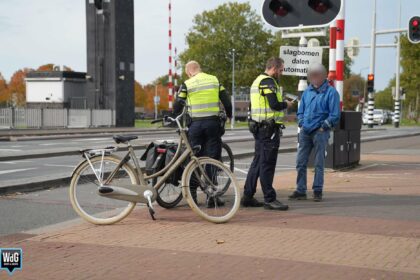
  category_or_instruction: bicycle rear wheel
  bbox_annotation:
[221,142,234,172]
[154,178,183,209]
[182,157,240,223]
[69,155,138,225]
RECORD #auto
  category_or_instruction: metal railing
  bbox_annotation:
[0,108,115,129]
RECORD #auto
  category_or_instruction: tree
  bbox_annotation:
[0,72,9,106]
[400,35,420,119]
[8,68,32,106]
[374,78,395,111]
[37,64,55,71]
[134,81,147,108]
[180,2,276,92]
[343,74,364,110]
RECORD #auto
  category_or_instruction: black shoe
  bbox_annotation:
[264,200,289,211]
[241,196,264,207]
[313,192,323,202]
[206,196,225,208]
[288,191,307,200]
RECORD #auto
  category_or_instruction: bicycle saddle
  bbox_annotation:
[113,135,138,144]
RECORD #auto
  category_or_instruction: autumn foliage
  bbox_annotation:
[1,64,169,113]
[135,81,169,115]
[0,68,33,107]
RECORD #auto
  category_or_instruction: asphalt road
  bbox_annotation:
[0,127,419,187]
[1,134,420,236]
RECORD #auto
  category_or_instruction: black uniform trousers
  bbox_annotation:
[243,126,280,203]
[188,118,222,159]
[188,118,222,190]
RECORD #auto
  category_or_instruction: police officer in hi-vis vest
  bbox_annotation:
[173,61,232,207]
[241,57,292,211]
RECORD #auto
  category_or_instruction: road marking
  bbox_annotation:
[72,138,111,142]
[40,143,68,146]
[0,168,37,175]
[44,164,75,168]
[0,148,22,152]
[0,160,34,164]
[10,145,24,148]
[234,167,249,175]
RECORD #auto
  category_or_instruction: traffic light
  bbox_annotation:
[408,16,420,44]
[308,0,331,14]
[262,0,342,29]
[269,1,292,17]
[94,0,103,10]
[367,74,374,92]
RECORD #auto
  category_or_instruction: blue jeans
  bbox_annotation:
[296,129,330,194]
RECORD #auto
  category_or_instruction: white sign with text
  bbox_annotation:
[280,46,323,77]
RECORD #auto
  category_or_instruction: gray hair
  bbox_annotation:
[307,63,327,75]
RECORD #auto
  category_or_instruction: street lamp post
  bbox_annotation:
[231,49,236,129]
[394,0,402,128]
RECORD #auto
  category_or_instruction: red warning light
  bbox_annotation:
[412,20,419,27]
[269,0,291,17]
[368,74,374,81]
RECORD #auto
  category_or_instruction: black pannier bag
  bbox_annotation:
[140,142,167,175]
[164,143,185,186]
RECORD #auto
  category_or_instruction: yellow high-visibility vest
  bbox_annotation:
[250,74,284,124]
[179,72,220,118]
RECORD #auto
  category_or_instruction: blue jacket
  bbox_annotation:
[297,80,341,134]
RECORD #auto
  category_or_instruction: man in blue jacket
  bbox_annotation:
[289,63,340,202]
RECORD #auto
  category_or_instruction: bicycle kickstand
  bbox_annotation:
[144,190,156,221]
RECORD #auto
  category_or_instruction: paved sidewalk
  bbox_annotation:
[1,145,420,279]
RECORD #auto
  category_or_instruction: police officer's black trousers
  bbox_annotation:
[243,126,280,203]
[188,119,222,159]
[188,119,222,191]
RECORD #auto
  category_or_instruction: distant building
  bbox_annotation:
[25,71,87,109]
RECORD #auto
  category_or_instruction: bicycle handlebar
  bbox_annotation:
[150,119,163,124]
[150,106,188,129]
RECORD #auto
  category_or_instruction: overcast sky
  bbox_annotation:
[0,0,419,90]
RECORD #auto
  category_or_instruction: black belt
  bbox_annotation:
[191,116,220,122]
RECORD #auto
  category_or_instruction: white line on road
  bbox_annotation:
[0,149,22,152]
[72,138,113,142]
[234,167,249,175]
[0,168,37,175]
[39,143,68,146]
[44,164,75,168]
[0,161,34,164]
[10,145,24,148]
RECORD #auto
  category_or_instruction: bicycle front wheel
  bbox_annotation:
[69,155,138,225]
[182,157,240,223]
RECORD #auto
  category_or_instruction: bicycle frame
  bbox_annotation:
[92,106,203,199]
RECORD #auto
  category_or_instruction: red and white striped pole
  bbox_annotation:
[328,21,337,87]
[336,0,345,110]
[168,0,174,111]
